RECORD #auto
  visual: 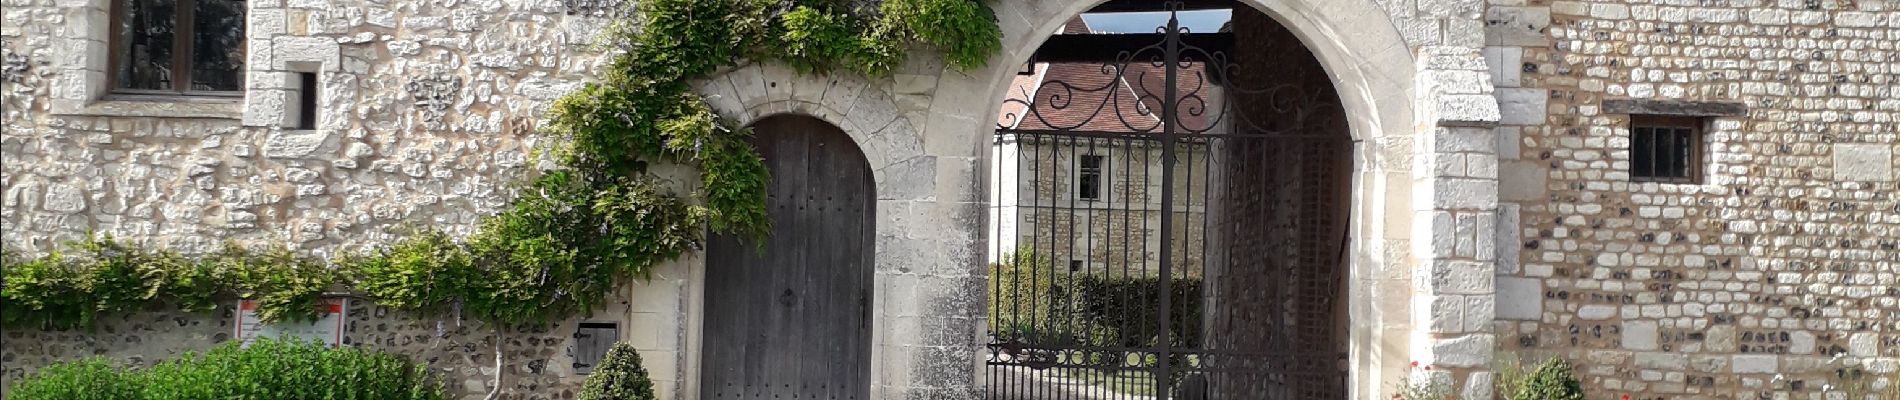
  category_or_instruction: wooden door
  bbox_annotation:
[702,115,874,400]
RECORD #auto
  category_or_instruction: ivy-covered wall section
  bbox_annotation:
[3,0,999,329]
[3,0,999,396]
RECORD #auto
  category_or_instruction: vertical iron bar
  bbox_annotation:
[1155,6,1180,398]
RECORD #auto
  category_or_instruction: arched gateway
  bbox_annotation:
[985,2,1353,398]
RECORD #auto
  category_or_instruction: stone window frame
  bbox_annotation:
[1604,99,1748,186]
[48,0,337,129]
[1627,114,1704,184]
[106,0,248,98]
[49,0,237,118]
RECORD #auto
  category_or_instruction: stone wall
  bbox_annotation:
[1487,0,1899,398]
[0,0,700,396]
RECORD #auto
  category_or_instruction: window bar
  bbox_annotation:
[1676,127,1693,181]
[172,0,194,93]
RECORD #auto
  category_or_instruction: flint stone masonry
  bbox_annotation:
[1492,0,1899,398]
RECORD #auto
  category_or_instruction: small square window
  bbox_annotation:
[1078,154,1105,201]
[1629,115,1702,183]
[1068,260,1084,271]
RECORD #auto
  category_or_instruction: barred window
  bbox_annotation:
[1078,154,1105,201]
[1630,115,1702,183]
[112,0,246,96]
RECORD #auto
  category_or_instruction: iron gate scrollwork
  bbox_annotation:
[987,2,1351,399]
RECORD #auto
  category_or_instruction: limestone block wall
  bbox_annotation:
[1486,0,1900,398]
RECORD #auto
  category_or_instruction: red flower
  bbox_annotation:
[1411,361,1420,367]
[1622,396,1631,400]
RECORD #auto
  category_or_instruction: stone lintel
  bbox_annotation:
[1602,99,1747,117]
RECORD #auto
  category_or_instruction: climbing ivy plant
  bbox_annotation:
[0,0,1000,329]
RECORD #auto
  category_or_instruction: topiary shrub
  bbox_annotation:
[1511,357,1585,400]
[579,342,656,400]
[3,338,444,400]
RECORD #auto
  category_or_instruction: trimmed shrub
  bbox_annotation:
[1068,275,1204,349]
[1511,357,1585,400]
[579,343,656,400]
[5,358,139,400]
[4,338,444,400]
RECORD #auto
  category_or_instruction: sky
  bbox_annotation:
[1080,10,1233,33]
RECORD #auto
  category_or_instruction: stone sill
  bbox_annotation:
[52,95,243,120]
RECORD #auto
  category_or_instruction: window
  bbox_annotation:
[1068,260,1084,271]
[1078,154,1105,201]
[293,72,317,129]
[1629,115,1701,183]
[571,322,619,374]
[111,0,247,96]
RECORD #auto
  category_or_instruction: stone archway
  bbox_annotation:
[683,0,1500,395]
[980,3,1365,398]
[938,0,1498,398]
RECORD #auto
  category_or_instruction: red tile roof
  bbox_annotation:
[998,16,1219,133]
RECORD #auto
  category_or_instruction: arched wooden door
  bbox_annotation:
[702,115,874,400]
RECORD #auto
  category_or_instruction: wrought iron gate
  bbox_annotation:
[986,3,1351,399]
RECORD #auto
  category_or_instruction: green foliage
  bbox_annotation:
[987,247,1060,338]
[1492,349,1533,399]
[877,0,1002,70]
[985,248,1202,350]
[347,230,473,314]
[0,237,338,329]
[4,358,139,400]
[1511,357,1585,400]
[2,250,94,329]
[4,339,445,400]
[217,244,342,323]
[463,174,701,325]
[578,343,656,400]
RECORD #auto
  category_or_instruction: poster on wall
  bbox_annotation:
[233,298,349,347]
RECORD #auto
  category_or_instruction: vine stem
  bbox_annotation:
[485,328,504,400]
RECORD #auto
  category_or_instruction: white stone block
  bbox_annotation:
[1498,161,1546,201]
[274,36,341,68]
[1850,333,1879,357]
[1431,334,1494,367]
[1431,260,1494,295]
[1436,94,1502,125]
[1833,143,1894,181]
[1748,9,1790,25]
[1589,3,1629,19]
[1495,88,1547,125]
[1578,304,1615,320]
[263,129,333,159]
[1733,355,1778,374]
[1485,8,1549,46]
[1623,320,1659,350]
[1496,277,1541,320]
[1836,11,1887,27]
